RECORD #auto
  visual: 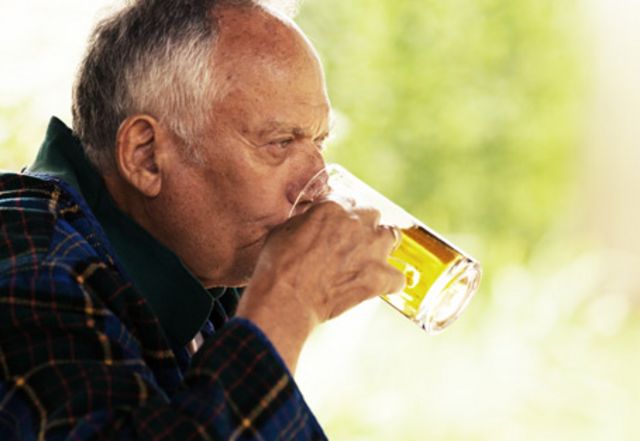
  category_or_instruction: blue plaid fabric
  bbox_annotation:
[0,162,326,438]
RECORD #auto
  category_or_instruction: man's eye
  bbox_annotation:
[270,139,294,149]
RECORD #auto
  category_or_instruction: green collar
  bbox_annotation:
[29,117,217,348]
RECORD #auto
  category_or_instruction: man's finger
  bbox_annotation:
[360,261,406,299]
[379,225,401,253]
[385,264,407,294]
[353,207,381,228]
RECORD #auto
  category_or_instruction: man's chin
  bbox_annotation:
[200,271,252,289]
[217,264,256,288]
[201,225,278,288]
[201,249,261,289]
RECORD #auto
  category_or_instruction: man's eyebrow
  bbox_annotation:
[257,121,329,138]
[257,121,295,135]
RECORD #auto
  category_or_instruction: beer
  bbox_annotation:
[292,163,482,334]
[382,224,481,334]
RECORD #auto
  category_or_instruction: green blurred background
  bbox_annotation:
[2,0,639,439]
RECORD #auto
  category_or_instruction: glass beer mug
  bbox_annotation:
[291,164,482,335]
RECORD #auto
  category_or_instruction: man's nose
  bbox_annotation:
[286,142,327,206]
[302,140,326,177]
[287,167,330,217]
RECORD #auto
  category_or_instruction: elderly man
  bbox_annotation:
[0,0,404,439]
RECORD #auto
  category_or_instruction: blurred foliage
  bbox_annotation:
[293,1,613,440]
[298,0,585,281]
[0,103,45,172]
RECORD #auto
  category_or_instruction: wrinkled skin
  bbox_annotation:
[105,5,404,372]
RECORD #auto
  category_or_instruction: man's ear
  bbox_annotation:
[114,115,166,197]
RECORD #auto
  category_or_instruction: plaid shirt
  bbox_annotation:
[0,138,326,439]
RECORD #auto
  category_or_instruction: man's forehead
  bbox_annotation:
[211,4,323,85]
[213,5,305,60]
[215,82,329,115]
[208,4,329,136]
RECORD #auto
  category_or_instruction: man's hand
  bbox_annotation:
[235,201,405,372]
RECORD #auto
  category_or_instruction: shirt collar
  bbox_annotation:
[28,117,218,348]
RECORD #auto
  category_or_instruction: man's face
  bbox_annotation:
[163,8,330,287]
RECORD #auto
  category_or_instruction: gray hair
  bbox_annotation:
[72,0,257,172]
